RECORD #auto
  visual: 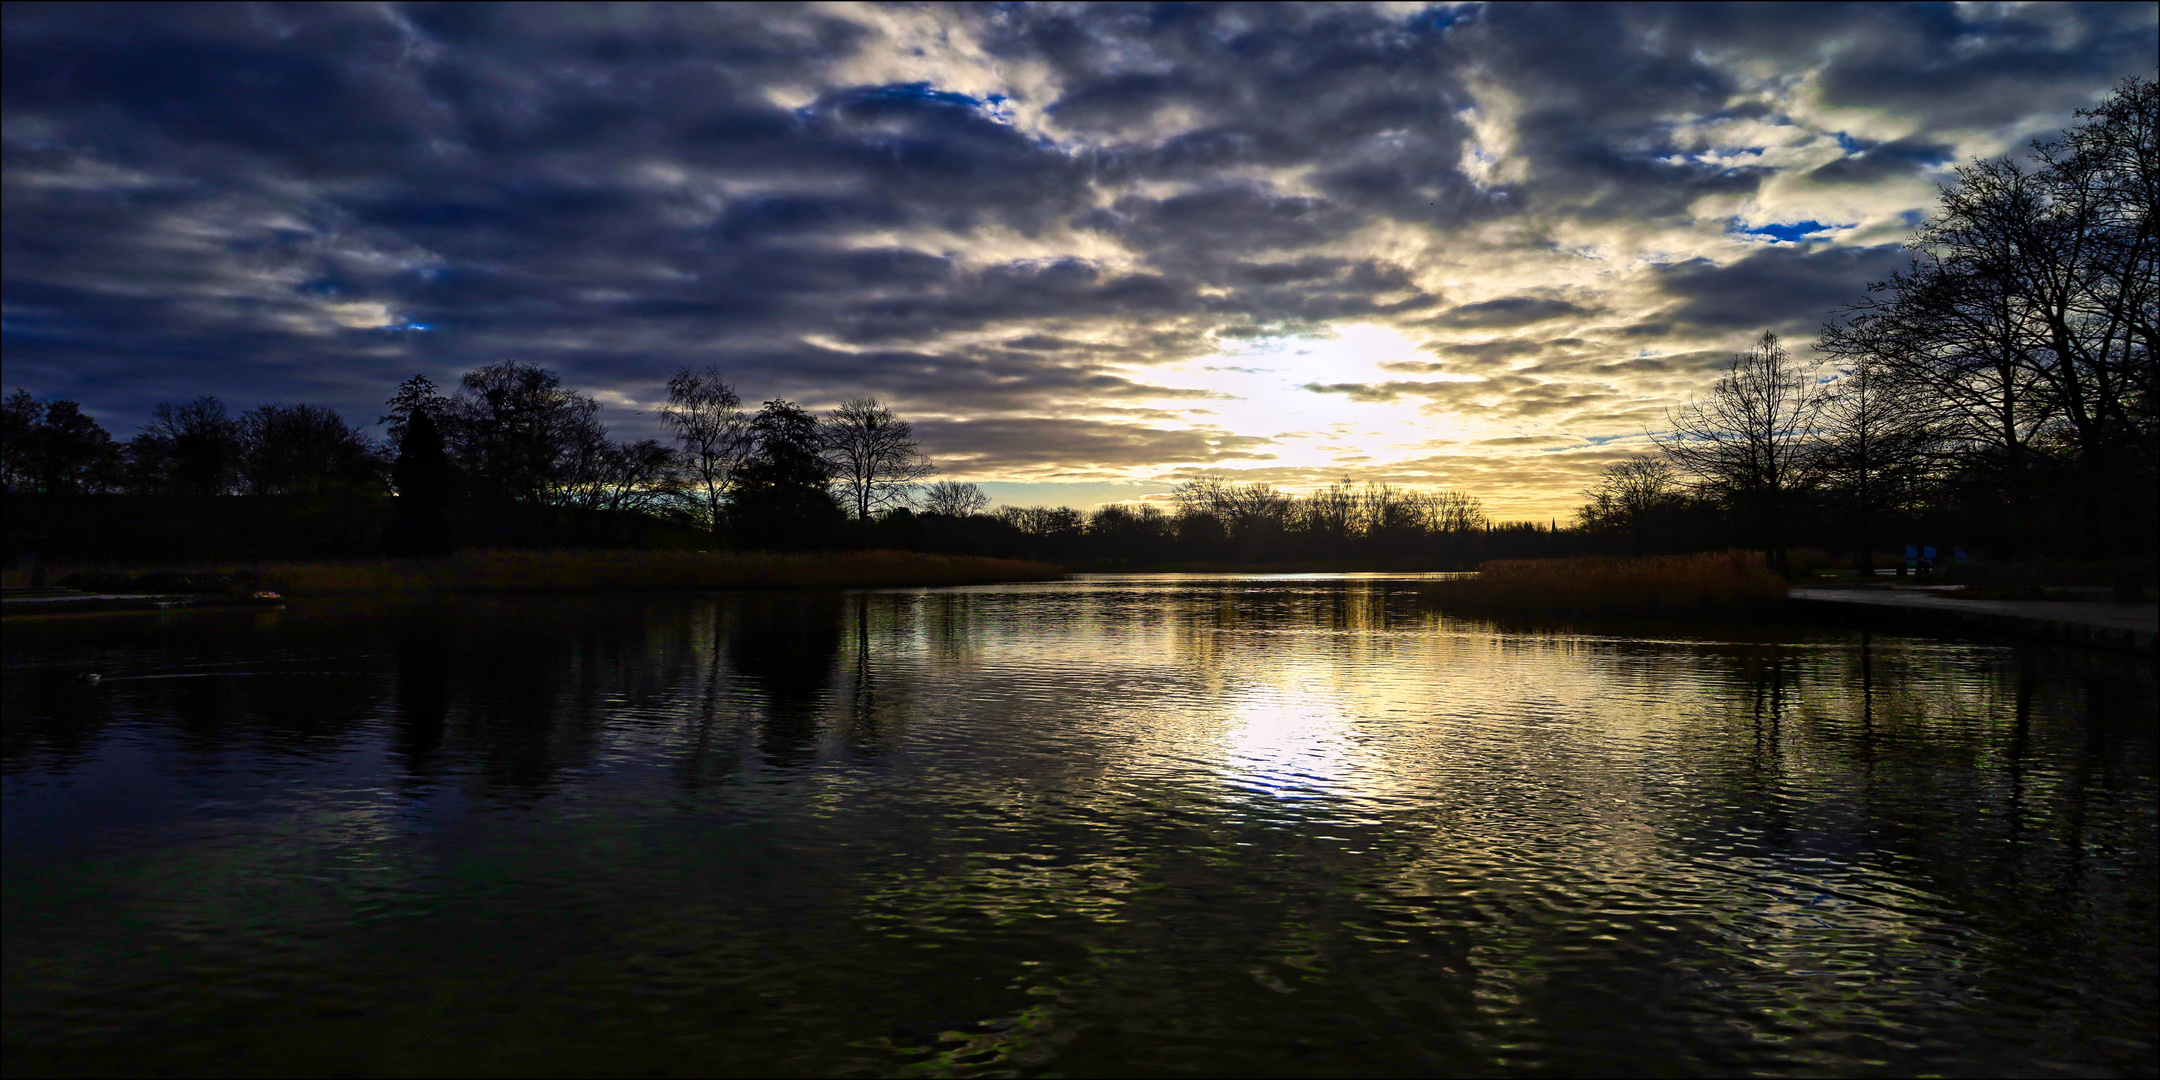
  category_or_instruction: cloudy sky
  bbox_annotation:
[4,2,2152,516]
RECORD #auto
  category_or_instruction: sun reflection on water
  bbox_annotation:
[1219,676,1357,802]
[2,577,2152,1077]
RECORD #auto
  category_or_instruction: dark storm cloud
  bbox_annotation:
[1804,2,2157,130]
[1652,243,1910,332]
[1802,135,1956,185]
[2,0,2149,503]
[1423,297,1596,330]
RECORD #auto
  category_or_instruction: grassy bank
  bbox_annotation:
[1420,551,1788,616]
[1105,560,1455,574]
[47,549,1064,596]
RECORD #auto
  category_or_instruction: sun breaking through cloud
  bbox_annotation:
[3,2,2151,517]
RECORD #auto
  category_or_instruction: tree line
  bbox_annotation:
[1578,77,2155,573]
[0,357,1528,565]
[920,479,1504,566]
[0,359,944,555]
[0,393,385,499]
[396,363,1520,565]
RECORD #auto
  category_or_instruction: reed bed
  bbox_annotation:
[244,549,1062,595]
[1420,551,1788,616]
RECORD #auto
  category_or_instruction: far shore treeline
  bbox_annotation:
[0,361,1530,567]
[2,79,2152,576]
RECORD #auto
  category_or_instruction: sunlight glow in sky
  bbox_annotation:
[3,2,2150,518]
[1164,326,1469,468]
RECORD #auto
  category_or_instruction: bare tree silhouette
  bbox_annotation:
[824,397,934,524]
[921,479,990,517]
[660,366,754,537]
[1658,332,1827,576]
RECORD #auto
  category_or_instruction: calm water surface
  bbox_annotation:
[4,575,2154,1077]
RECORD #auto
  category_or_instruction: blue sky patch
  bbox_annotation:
[857,82,985,110]
[1735,219,1842,243]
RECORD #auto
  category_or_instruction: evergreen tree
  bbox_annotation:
[730,399,843,551]
[380,374,448,445]
[390,405,456,556]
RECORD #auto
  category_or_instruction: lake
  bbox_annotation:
[4,574,2154,1077]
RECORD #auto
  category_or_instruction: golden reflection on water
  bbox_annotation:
[2,574,2153,1077]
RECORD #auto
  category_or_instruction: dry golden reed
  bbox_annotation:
[1421,551,1788,616]
[243,549,1061,595]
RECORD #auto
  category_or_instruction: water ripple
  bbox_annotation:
[3,579,2153,1076]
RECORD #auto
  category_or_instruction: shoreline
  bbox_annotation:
[1789,585,2157,655]
[8,549,1065,600]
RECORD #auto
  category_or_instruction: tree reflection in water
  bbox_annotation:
[1,578,2152,1077]
[724,592,842,770]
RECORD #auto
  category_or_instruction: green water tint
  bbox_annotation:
[4,576,2154,1077]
